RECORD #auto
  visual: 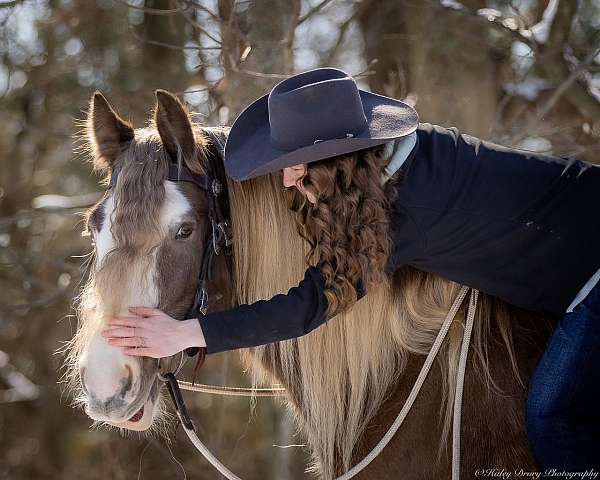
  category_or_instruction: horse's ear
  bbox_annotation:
[154,90,205,171]
[87,91,134,173]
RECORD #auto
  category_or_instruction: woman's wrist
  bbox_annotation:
[180,318,207,349]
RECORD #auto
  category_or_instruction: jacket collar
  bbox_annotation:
[381,131,418,184]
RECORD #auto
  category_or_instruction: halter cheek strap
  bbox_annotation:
[173,132,232,356]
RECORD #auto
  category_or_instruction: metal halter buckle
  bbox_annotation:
[211,179,222,196]
[190,283,209,317]
[198,287,208,316]
[211,220,232,255]
[217,220,233,247]
[211,220,221,255]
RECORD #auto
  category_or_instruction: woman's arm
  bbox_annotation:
[197,265,366,354]
[102,265,366,357]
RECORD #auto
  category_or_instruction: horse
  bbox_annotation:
[64,89,553,479]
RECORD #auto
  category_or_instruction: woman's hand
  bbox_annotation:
[101,307,206,358]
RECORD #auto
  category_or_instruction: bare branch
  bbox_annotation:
[182,0,220,21]
[436,0,600,122]
[0,0,23,9]
[537,44,600,120]
[297,0,336,25]
[129,30,220,52]
[181,10,222,45]
[114,0,190,16]
[228,60,290,79]
[323,1,372,65]
[437,0,539,50]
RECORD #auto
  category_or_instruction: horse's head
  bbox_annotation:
[66,90,228,431]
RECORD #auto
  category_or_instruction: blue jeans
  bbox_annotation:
[527,281,600,472]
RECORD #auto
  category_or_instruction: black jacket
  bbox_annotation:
[198,123,600,354]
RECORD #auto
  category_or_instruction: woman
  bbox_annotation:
[102,68,600,471]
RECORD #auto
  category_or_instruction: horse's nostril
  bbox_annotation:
[81,367,90,395]
[119,364,134,397]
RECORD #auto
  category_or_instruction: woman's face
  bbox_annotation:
[282,164,317,204]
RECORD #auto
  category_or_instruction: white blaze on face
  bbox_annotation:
[82,192,150,407]
[160,181,193,235]
[80,180,192,425]
[94,194,115,267]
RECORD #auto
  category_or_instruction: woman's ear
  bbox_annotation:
[86,91,134,174]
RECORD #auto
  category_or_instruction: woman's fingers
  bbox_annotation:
[104,306,166,327]
[101,327,135,338]
[122,347,153,357]
[100,307,178,359]
[107,336,147,348]
[129,306,162,317]
[105,316,141,327]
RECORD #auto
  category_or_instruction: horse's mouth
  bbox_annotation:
[128,405,144,423]
[107,378,160,431]
[108,397,154,431]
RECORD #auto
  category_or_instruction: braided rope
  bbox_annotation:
[452,288,479,480]
[178,381,286,397]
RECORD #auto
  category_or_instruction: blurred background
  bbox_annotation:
[0,0,598,478]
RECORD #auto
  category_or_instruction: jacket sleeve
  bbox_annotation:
[196,265,366,354]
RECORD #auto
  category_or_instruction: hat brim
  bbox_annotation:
[224,90,419,181]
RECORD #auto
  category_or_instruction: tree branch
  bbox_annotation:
[437,0,600,123]
[297,0,336,25]
[114,0,190,16]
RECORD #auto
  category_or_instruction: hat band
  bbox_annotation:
[269,128,366,152]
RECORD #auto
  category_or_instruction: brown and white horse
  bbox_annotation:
[65,91,233,432]
[65,90,552,478]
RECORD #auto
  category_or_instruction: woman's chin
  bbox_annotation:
[110,399,155,431]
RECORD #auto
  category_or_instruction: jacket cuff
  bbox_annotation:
[197,312,228,354]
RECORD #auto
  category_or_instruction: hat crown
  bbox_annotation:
[268,68,368,151]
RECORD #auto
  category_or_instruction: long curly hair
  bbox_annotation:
[284,144,400,318]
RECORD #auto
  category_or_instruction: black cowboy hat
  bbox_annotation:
[224,67,419,181]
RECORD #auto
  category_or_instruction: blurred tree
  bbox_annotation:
[359,0,506,135]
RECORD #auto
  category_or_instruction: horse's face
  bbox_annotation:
[70,91,210,431]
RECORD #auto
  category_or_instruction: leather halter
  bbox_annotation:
[166,156,233,317]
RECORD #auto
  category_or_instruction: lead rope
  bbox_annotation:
[452,287,478,480]
[177,381,286,397]
[161,286,478,480]
[335,286,477,480]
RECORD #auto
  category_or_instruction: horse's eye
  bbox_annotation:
[175,223,194,240]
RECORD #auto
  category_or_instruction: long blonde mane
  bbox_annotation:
[228,173,521,479]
